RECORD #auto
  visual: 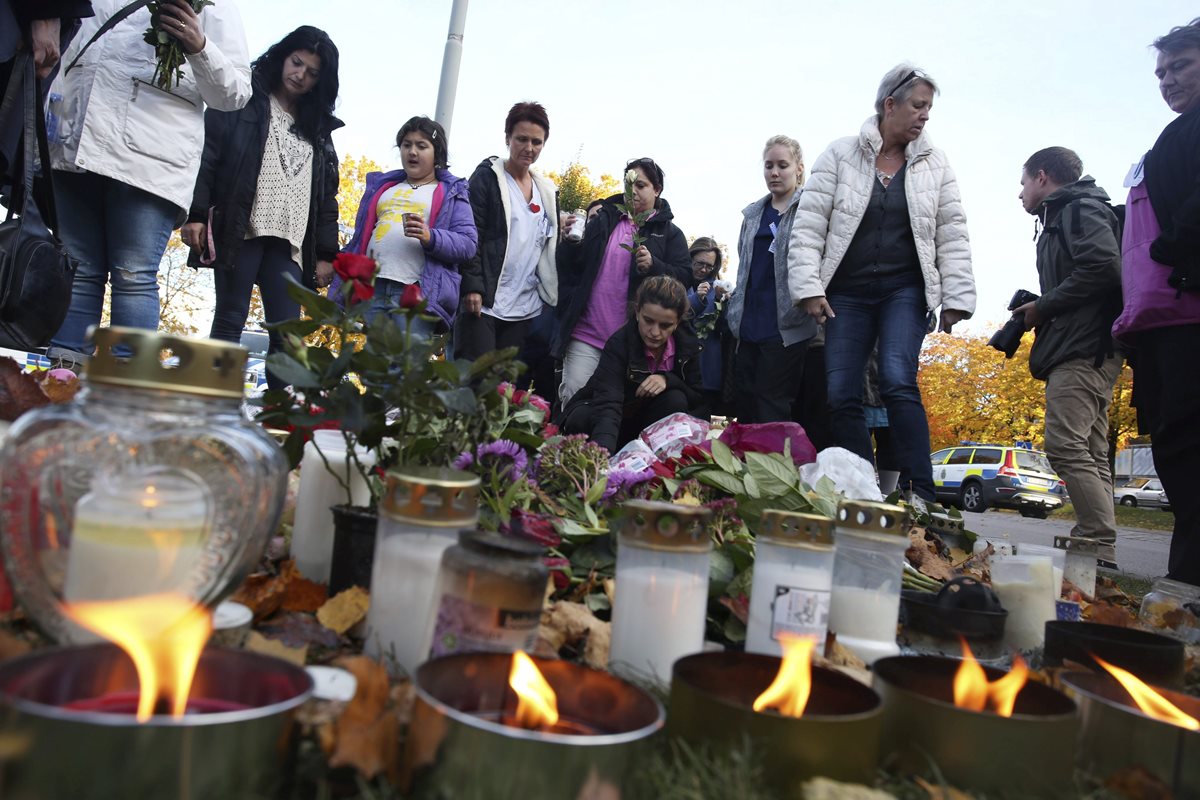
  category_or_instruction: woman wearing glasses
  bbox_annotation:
[786,64,975,500]
[726,134,815,423]
[555,157,691,405]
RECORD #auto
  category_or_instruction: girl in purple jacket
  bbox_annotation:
[341,116,477,330]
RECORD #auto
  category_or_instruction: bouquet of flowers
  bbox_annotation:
[143,0,214,91]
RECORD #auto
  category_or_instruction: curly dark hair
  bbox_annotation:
[252,26,339,144]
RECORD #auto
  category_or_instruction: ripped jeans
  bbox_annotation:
[48,170,176,357]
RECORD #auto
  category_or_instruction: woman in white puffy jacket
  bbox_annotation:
[46,0,250,365]
[786,64,975,501]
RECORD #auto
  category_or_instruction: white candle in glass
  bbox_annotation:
[992,555,1057,651]
[827,585,902,663]
[291,430,376,583]
[63,473,211,602]
[745,512,835,658]
[610,555,710,682]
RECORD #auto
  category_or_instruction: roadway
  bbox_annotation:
[962,510,1170,579]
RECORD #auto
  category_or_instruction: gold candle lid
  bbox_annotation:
[617,500,712,552]
[1053,535,1101,555]
[836,500,908,537]
[380,466,479,527]
[85,327,247,399]
[927,511,965,538]
[759,510,834,547]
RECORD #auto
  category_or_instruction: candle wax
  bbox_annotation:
[827,585,901,665]
[610,562,707,681]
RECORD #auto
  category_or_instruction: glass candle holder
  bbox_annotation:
[609,500,713,682]
[991,554,1057,652]
[0,328,287,642]
[291,430,377,584]
[745,511,835,657]
[426,530,548,659]
[828,500,909,665]
[1053,535,1099,598]
[1018,543,1065,596]
[363,467,479,677]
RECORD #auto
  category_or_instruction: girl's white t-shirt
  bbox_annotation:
[369,182,436,284]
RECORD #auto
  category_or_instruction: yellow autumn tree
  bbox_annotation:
[337,154,384,247]
[545,160,620,213]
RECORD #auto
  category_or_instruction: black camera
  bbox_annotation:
[987,289,1040,359]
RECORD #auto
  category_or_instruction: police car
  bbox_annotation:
[931,443,1066,518]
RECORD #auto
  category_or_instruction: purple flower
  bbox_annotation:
[452,450,475,471]
[602,467,658,499]
[477,439,528,479]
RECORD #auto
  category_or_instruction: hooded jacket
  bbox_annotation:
[48,0,251,211]
[187,76,341,288]
[1028,177,1123,381]
[341,168,478,328]
[559,317,705,453]
[461,156,558,309]
[726,189,817,347]
[787,116,975,317]
[554,194,690,358]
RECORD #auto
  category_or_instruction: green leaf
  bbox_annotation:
[726,565,755,599]
[569,536,616,572]
[708,549,735,597]
[722,614,747,644]
[584,592,611,613]
[583,503,600,529]
[696,469,745,495]
[742,471,762,499]
[659,477,681,498]
[433,388,476,415]
[499,428,544,450]
[710,438,738,474]
[557,517,601,539]
[744,451,800,496]
[584,477,608,506]
[264,353,322,388]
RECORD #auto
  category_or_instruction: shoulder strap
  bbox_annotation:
[64,0,152,75]
[2,54,57,229]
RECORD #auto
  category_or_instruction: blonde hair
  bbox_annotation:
[762,135,805,187]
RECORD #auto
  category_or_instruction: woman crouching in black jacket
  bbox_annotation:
[560,275,707,454]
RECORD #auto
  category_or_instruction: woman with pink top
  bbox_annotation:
[554,157,691,406]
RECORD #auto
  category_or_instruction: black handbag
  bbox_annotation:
[0,53,77,351]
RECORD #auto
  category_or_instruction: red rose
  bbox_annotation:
[541,423,559,437]
[399,283,425,309]
[510,508,561,548]
[543,556,571,590]
[512,389,528,405]
[527,394,550,415]
[333,253,377,303]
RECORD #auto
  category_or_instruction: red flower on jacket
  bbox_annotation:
[399,283,425,309]
[333,253,378,303]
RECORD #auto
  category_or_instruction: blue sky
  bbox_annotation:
[238,0,1194,333]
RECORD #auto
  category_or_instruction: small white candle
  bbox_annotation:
[827,585,901,664]
[63,474,211,603]
[609,558,709,682]
[291,430,376,583]
[992,555,1057,651]
[746,539,833,657]
[363,530,457,677]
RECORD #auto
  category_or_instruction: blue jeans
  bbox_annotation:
[825,280,935,499]
[49,170,177,355]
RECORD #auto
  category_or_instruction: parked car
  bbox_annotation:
[931,444,1066,518]
[1113,478,1171,510]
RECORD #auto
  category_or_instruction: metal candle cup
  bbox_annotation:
[401,653,664,798]
[873,655,1077,796]
[1062,670,1200,795]
[0,643,313,799]
[667,651,883,797]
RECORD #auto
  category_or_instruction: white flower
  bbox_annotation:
[625,169,639,186]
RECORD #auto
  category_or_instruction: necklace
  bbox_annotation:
[876,169,895,186]
[879,150,903,162]
[406,178,434,190]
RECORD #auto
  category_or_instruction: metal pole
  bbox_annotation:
[434,0,469,136]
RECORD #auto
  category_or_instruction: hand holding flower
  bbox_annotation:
[634,245,652,273]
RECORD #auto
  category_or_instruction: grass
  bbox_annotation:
[1046,503,1175,532]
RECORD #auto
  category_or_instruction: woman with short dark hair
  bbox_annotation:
[457,101,558,361]
[555,157,691,405]
[560,275,705,453]
[183,25,338,390]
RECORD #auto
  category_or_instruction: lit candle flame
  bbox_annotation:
[63,593,212,722]
[952,638,1028,718]
[508,651,559,730]
[752,635,816,718]
[1094,655,1199,731]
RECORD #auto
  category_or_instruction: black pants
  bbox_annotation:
[734,337,809,423]
[515,306,559,399]
[1135,324,1200,585]
[562,388,689,453]
[454,311,532,362]
[793,343,832,450]
[210,236,300,392]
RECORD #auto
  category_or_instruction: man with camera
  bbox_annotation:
[1015,147,1123,566]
